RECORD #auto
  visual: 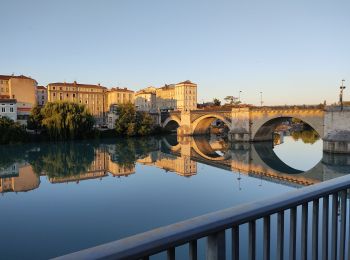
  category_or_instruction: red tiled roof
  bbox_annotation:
[0,99,16,103]
[47,82,107,89]
[37,86,47,90]
[0,74,37,83]
[109,87,134,93]
[0,75,11,80]
[176,80,196,85]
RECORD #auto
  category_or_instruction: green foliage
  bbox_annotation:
[213,98,221,106]
[0,117,27,144]
[115,103,154,136]
[291,129,320,144]
[27,104,44,131]
[34,101,95,140]
[27,142,95,178]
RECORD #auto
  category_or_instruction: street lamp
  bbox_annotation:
[238,90,242,103]
[260,92,263,107]
[340,79,346,111]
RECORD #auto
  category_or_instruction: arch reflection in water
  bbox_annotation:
[0,135,349,194]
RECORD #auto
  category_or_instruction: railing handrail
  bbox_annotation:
[53,174,350,260]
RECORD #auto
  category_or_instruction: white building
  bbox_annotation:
[0,99,17,121]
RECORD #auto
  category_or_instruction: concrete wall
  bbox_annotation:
[324,107,350,137]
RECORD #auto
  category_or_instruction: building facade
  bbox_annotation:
[36,86,47,106]
[135,88,157,112]
[0,99,17,121]
[174,80,197,111]
[0,75,37,124]
[106,87,134,111]
[47,81,107,123]
[136,80,197,113]
[156,84,176,111]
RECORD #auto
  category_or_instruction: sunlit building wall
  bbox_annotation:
[47,81,107,123]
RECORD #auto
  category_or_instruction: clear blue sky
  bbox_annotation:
[1,0,349,105]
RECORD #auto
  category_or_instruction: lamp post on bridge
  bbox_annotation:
[238,90,242,103]
[340,79,346,111]
[260,91,263,107]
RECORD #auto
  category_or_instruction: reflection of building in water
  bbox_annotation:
[49,147,135,184]
[0,163,40,193]
[138,151,197,177]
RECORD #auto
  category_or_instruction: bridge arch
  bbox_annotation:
[191,137,229,161]
[162,116,181,132]
[252,115,323,141]
[191,114,232,135]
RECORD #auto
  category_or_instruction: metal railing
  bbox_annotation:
[54,174,350,260]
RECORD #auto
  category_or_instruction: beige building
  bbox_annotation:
[47,81,107,123]
[156,84,176,111]
[106,87,134,110]
[0,74,38,124]
[135,88,157,112]
[174,80,197,111]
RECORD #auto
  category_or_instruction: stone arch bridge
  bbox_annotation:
[161,106,326,141]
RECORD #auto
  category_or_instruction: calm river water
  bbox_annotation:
[0,132,349,259]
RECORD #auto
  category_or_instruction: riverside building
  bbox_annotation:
[46,81,135,124]
[47,81,107,124]
[0,74,38,124]
[137,80,198,112]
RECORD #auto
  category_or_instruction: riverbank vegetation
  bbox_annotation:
[114,103,154,136]
[28,102,95,140]
[0,117,28,144]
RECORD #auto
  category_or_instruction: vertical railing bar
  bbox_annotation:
[276,211,284,260]
[301,203,308,260]
[347,189,350,260]
[289,207,297,260]
[312,199,319,260]
[263,216,270,260]
[167,247,175,260]
[189,240,197,260]
[232,226,239,260]
[249,220,256,260]
[331,192,338,260]
[322,195,329,260]
[340,190,347,260]
[207,230,226,260]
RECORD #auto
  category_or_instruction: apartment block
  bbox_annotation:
[47,81,107,123]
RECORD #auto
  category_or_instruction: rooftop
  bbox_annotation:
[0,99,17,103]
[48,81,107,90]
[0,74,36,82]
[109,87,134,93]
[176,80,196,85]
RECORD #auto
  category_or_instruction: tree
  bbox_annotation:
[0,117,27,144]
[40,101,95,140]
[27,104,44,131]
[115,103,154,136]
[224,96,241,105]
[213,98,221,106]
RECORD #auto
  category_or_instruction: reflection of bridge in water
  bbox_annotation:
[1,136,350,193]
[160,135,350,188]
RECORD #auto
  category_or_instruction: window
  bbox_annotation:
[10,107,13,112]
[12,95,15,98]
[53,93,56,97]
[1,107,5,112]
